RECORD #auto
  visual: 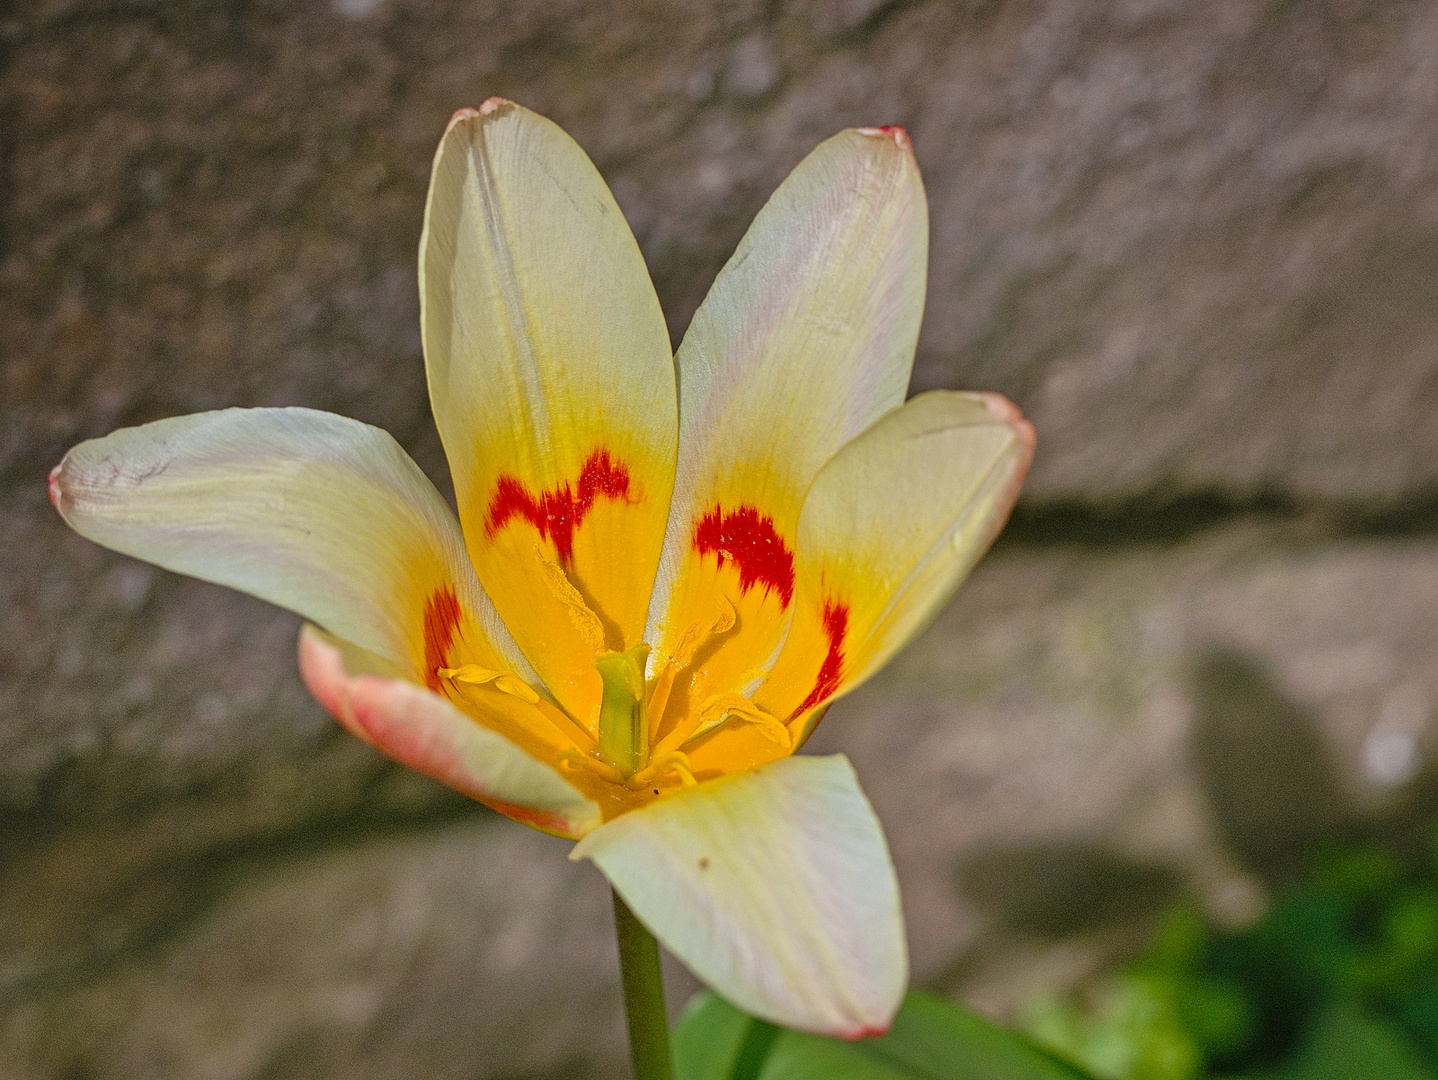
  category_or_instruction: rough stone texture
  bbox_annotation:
[5,0,1438,1076]
[7,0,1438,505]
[0,822,642,1080]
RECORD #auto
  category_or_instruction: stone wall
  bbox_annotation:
[3,0,1437,1075]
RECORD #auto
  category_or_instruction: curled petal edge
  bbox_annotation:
[298,624,602,839]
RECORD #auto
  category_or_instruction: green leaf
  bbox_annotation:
[1023,974,1206,1080]
[672,992,775,1080]
[756,1032,918,1080]
[674,991,1097,1080]
[1281,1003,1434,1080]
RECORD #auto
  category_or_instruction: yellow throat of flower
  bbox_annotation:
[432,543,805,821]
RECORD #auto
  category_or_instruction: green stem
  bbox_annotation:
[613,889,673,1080]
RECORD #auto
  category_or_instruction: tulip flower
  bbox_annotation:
[49,99,1033,1052]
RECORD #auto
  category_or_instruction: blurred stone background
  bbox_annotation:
[3,0,1438,1075]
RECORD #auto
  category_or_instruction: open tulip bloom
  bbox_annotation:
[50,99,1033,1048]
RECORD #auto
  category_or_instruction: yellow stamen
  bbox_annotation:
[534,544,605,652]
[670,594,736,669]
[689,693,791,748]
[644,594,735,746]
[645,661,677,744]
[656,751,699,788]
[629,750,698,790]
[650,692,790,762]
[436,664,540,704]
[439,665,596,753]
[557,747,626,785]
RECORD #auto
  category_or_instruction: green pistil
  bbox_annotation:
[595,644,650,779]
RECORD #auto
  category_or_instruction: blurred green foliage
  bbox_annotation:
[673,821,1438,1079]
[1023,826,1438,1079]
[674,990,1092,1080]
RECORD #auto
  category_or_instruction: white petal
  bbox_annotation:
[50,407,531,684]
[644,126,926,706]
[421,99,677,721]
[756,391,1033,729]
[572,754,906,1036]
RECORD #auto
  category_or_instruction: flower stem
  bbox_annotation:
[613,889,673,1080]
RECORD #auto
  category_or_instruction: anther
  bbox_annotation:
[645,595,736,745]
[645,662,677,744]
[670,594,736,670]
[534,544,606,652]
[687,694,790,748]
[650,692,790,761]
[557,747,626,785]
[628,750,698,790]
[440,665,596,753]
[437,664,540,704]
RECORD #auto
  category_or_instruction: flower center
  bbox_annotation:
[451,551,794,796]
[581,636,791,793]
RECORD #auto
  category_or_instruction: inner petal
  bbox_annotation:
[470,449,667,728]
[648,497,798,737]
[419,103,678,725]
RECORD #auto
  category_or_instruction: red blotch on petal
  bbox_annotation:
[485,450,631,565]
[692,504,795,607]
[422,586,462,690]
[790,600,848,720]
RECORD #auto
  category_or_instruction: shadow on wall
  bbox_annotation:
[1189,650,1350,880]
[1193,649,1438,880]
[945,649,1438,991]
[955,842,1181,942]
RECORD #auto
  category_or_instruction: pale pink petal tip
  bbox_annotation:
[448,99,509,131]
[975,391,1037,456]
[839,1023,892,1042]
[445,105,485,131]
[47,463,63,509]
[297,629,463,773]
[856,124,912,151]
[295,624,374,745]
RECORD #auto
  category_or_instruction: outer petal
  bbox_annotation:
[300,626,601,839]
[49,407,531,685]
[755,391,1034,735]
[644,126,927,722]
[571,754,906,1037]
[421,99,678,725]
